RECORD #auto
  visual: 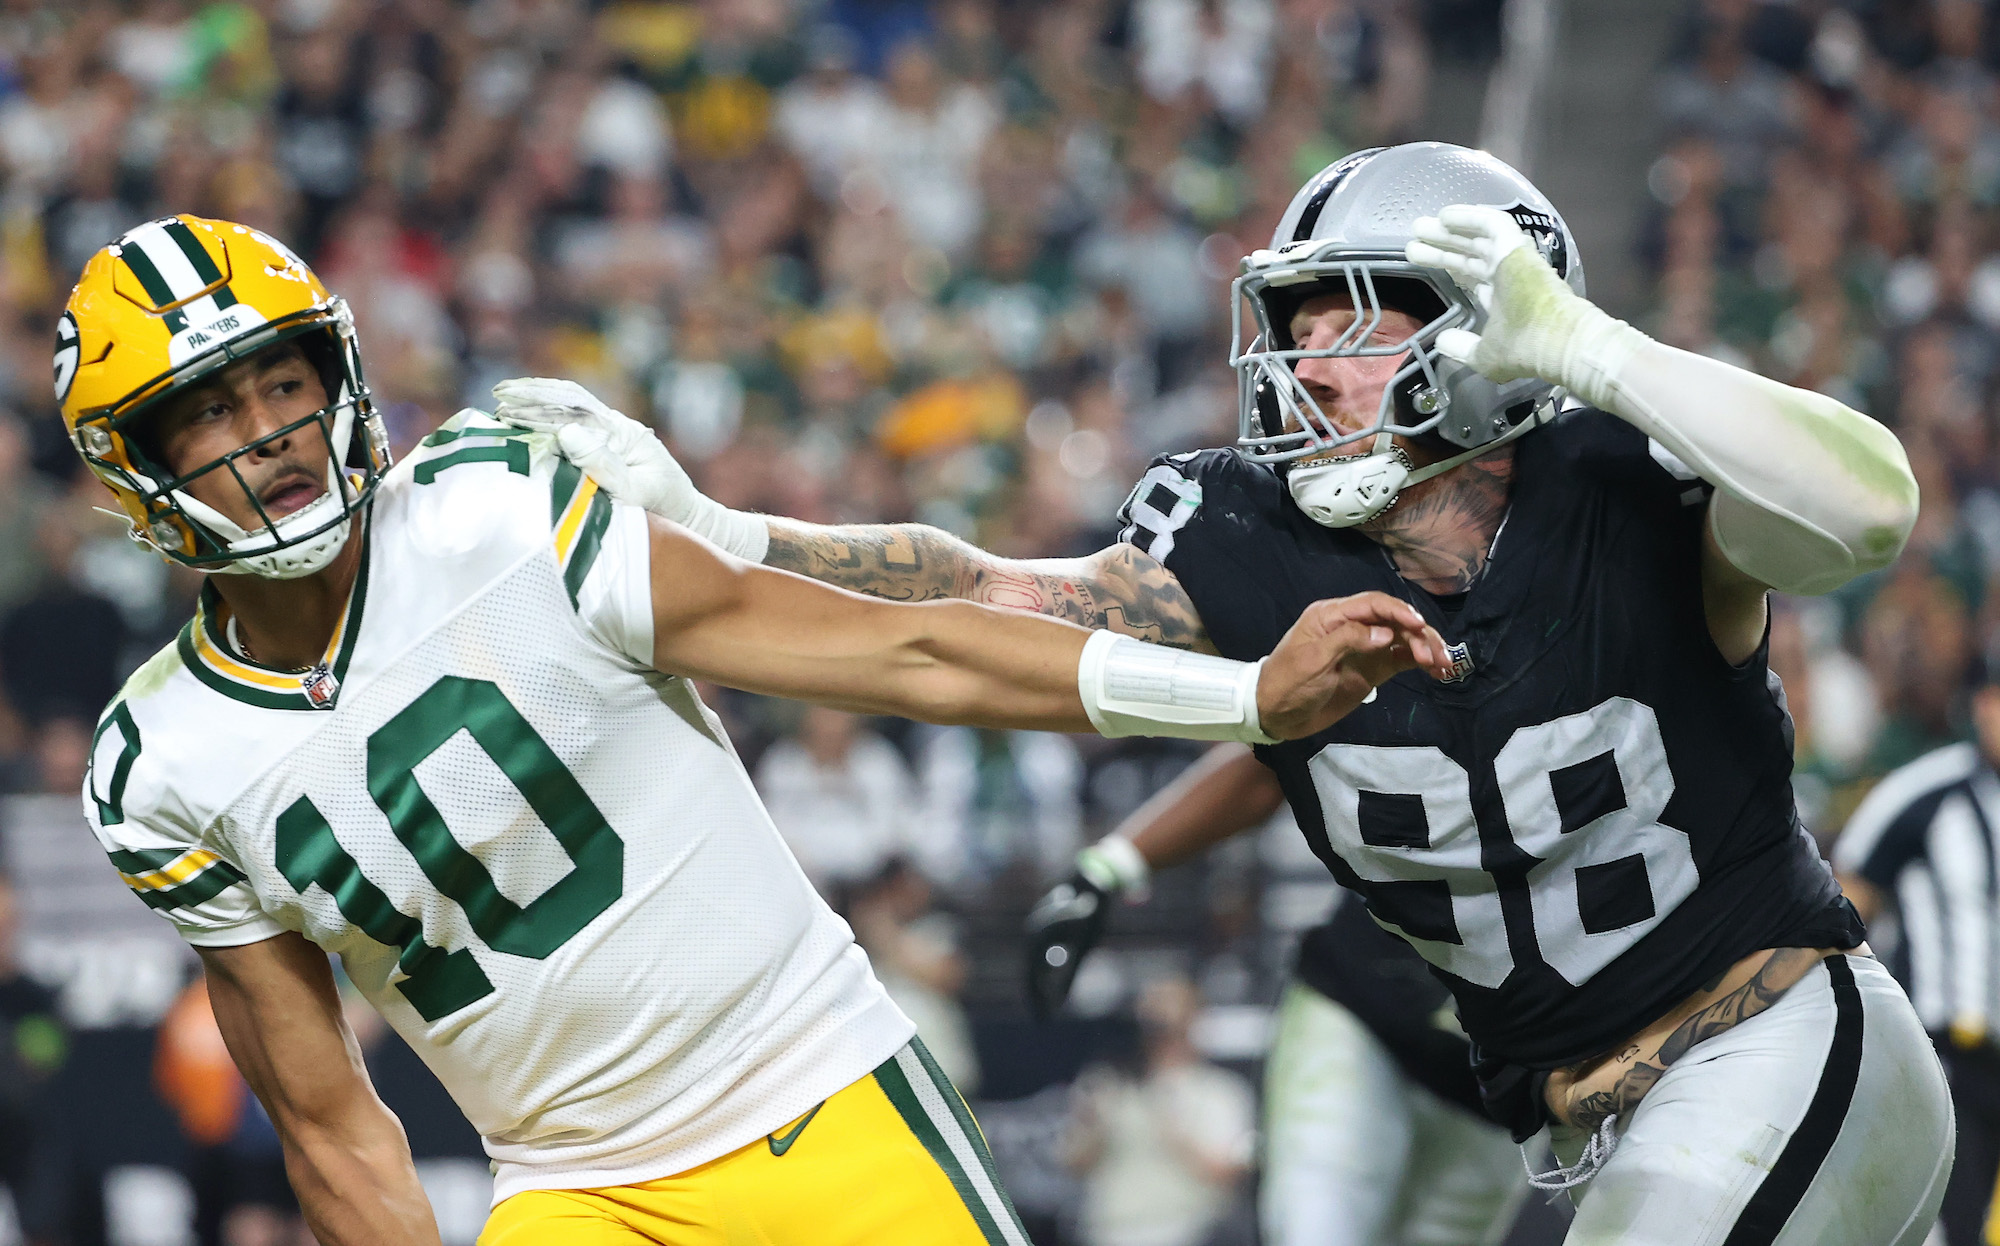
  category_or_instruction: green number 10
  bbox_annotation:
[276,676,625,1021]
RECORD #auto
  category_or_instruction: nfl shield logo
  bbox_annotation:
[1441,641,1475,683]
[302,664,340,710]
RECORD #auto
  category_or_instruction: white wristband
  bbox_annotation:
[1076,631,1277,745]
[1077,836,1152,897]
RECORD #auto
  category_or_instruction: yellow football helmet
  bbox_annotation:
[59,215,391,578]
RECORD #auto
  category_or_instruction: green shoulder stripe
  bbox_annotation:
[550,456,583,526]
[562,489,614,608]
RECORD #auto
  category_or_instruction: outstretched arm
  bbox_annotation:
[1113,742,1287,871]
[1023,743,1287,1016]
[1409,207,1919,658]
[485,379,1215,651]
[200,934,441,1246]
[645,515,1450,741]
[763,519,1215,651]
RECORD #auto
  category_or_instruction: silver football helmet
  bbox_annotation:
[1231,142,1585,525]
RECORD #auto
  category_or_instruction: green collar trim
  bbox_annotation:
[180,523,372,712]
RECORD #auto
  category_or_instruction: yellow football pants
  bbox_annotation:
[479,1040,1030,1246]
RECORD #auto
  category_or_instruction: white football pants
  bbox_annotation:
[1549,953,1953,1245]
[1260,983,1527,1246]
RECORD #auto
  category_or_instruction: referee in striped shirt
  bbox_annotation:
[1834,683,2000,1246]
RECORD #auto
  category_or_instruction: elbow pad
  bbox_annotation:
[1076,631,1278,745]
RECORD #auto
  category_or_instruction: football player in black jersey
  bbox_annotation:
[1026,743,1527,1246]
[494,142,1950,1244]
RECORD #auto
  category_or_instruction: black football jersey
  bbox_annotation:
[1117,409,1863,1068]
[1295,897,1486,1116]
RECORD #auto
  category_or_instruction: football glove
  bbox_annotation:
[1023,837,1150,1020]
[490,377,769,562]
[1405,204,1637,411]
[1024,871,1110,1021]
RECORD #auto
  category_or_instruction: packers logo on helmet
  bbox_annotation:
[59,215,391,579]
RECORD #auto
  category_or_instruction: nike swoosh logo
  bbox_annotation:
[767,1103,824,1157]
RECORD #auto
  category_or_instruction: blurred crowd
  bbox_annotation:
[0,0,1463,1239]
[1649,0,2000,835]
[10,0,2000,1239]
[0,0,1451,868]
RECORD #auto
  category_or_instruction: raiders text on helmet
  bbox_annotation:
[59,216,391,578]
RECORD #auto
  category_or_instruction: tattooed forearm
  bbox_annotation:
[1555,946,1827,1131]
[992,543,1215,651]
[764,520,973,602]
[762,520,1215,651]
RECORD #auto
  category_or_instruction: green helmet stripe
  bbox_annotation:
[116,242,189,334]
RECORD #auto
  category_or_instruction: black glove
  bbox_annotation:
[1024,870,1113,1021]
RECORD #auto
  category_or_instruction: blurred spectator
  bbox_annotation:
[916,725,1085,885]
[156,976,307,1246]
[755,705,924,893]
[848,857,981,1094]
[1133,0,1274,128]
[1657,4,1797,188]
[0,410,52,615]
[0,498,127,752]
[0,873,67,1246]
[1768,602,1882,832]
[1065,975,1256,1246]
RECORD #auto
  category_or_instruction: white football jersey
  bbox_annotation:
[83,411,913,1199]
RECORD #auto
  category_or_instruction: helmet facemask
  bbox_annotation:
[1230,143,1586,527]
[77,302,391,579]
[1233,251,1468,467]
[1232,247,1555,529]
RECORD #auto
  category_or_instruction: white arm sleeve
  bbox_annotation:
[1576,328,1919,596]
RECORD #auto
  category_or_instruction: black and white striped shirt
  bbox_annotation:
[1833,741,2000,1035]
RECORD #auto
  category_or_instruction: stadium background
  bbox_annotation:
[0,0,1980,1242]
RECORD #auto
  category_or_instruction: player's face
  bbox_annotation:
[1287,294,1427,439]
[149,343,334,528]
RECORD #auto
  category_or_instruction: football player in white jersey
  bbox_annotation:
[495,143,1954,1245]
[61,217,1459,1246]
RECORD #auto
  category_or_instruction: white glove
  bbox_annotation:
[1407,205,1917,595]
[490,378,769,563]
[1404,204,1642,411]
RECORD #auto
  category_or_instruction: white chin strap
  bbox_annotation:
[176,471,353,580]
[171,398,361,580]
[1287,405,1550,529]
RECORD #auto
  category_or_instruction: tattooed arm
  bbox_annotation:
[1548,946,1831,1131]
[763,518,1217,653]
